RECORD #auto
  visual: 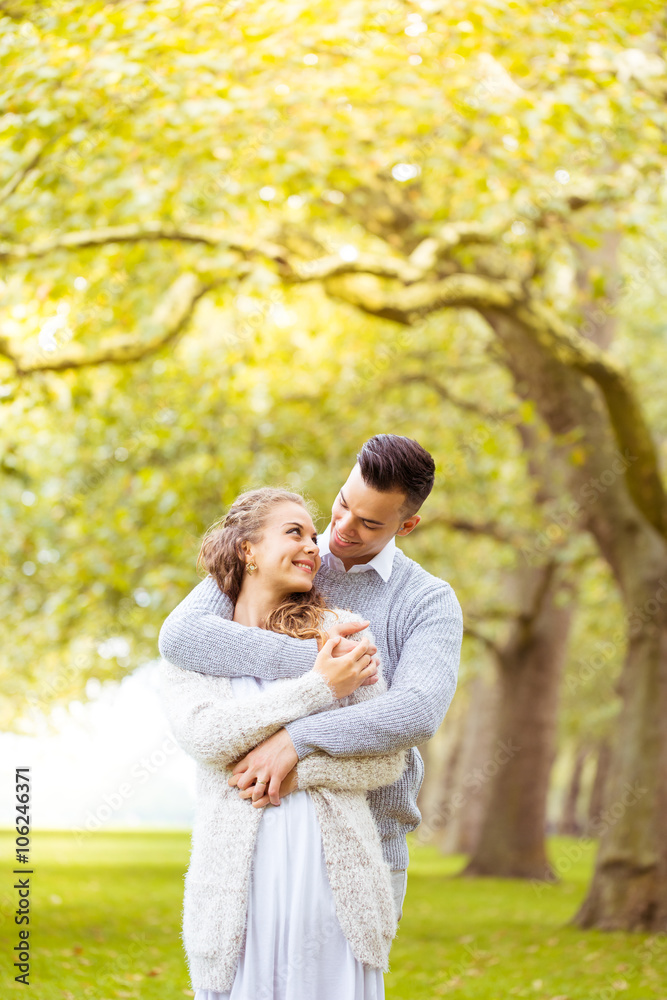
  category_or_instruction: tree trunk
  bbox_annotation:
[435,672,499,855]
[586,741,611,836]
[573,583,667,929]
[461,563,574,880]
[484,306,667,929]
[439,716,464,805]
[559,745,588,836]
[412,686,467,847]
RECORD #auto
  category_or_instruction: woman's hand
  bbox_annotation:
[234,766,298,808]
[312,635,377,699]
[318,620,379,687]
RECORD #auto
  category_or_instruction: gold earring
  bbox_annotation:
[246,561,258,575]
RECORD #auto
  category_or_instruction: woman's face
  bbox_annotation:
[244,501,321,595]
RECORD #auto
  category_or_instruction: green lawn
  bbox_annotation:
[0,830,665,999]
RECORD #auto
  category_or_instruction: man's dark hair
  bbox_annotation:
[356,434,436,517]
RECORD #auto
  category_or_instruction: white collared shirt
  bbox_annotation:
[317,522,396,583]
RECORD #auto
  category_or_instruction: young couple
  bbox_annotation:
[157,433,463,999]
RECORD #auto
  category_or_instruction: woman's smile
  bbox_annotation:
[293,559,314,574]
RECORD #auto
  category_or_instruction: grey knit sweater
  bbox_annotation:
[158,546,463,871]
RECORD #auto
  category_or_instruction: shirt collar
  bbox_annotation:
[317,522,396,583]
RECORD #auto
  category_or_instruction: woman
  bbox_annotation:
[157,487,408,1000]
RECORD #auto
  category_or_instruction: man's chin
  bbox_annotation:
[330,543,363,560]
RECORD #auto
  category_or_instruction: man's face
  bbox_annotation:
[328,463,420,568]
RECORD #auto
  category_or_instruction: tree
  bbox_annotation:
[2,0,667,928]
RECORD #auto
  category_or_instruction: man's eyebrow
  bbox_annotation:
[339,489,385,525]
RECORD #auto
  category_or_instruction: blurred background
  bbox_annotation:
[1,1,667,997]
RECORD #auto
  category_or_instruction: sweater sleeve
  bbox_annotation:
[156,659,335,768]
[295,747,409,792]
[284,584,463,760]
[157,574,319,680]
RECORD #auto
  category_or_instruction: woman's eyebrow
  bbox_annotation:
[282,520,318,541]
[282,521,317,533]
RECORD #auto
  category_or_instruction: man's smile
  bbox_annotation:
[333,527,360,547]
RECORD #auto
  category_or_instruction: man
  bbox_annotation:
[158,433,463,925]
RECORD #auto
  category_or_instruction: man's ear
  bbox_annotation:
[396,514,421,537]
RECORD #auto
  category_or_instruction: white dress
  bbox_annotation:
[194,674,384,1000]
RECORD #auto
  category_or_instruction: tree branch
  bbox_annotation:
[408,220,505,270]
[0,1,28,20]
[0,223,225,261]
[512,300,667,537]
[518,559,559,629]
[322,271,521,324]
[403,350,492,375]
[406,172,638,270]
[426,514,527,547]
[463,623,504,661]
[2,212,662,536]
[385,372,515,422]
[0,138,59,206]
[0,272,213,375]
[310,266,666,538]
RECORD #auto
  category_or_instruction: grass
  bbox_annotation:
[388,837,666,999]
[0,830,665,999]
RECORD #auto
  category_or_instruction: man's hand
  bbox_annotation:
[319,619,379,687]
[227,728,298,806]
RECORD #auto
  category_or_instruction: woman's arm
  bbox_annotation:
[156,659,334,768]
[295,747,409,792]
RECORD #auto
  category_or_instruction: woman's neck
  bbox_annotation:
[233,583,286,629]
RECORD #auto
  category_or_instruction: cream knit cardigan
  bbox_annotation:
[157,608,409,993]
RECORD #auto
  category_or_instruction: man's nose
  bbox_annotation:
[338,514,356,534]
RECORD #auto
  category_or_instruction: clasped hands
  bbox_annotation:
[227,619,379,808]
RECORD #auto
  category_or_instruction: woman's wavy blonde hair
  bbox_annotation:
[196,487,333,642]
